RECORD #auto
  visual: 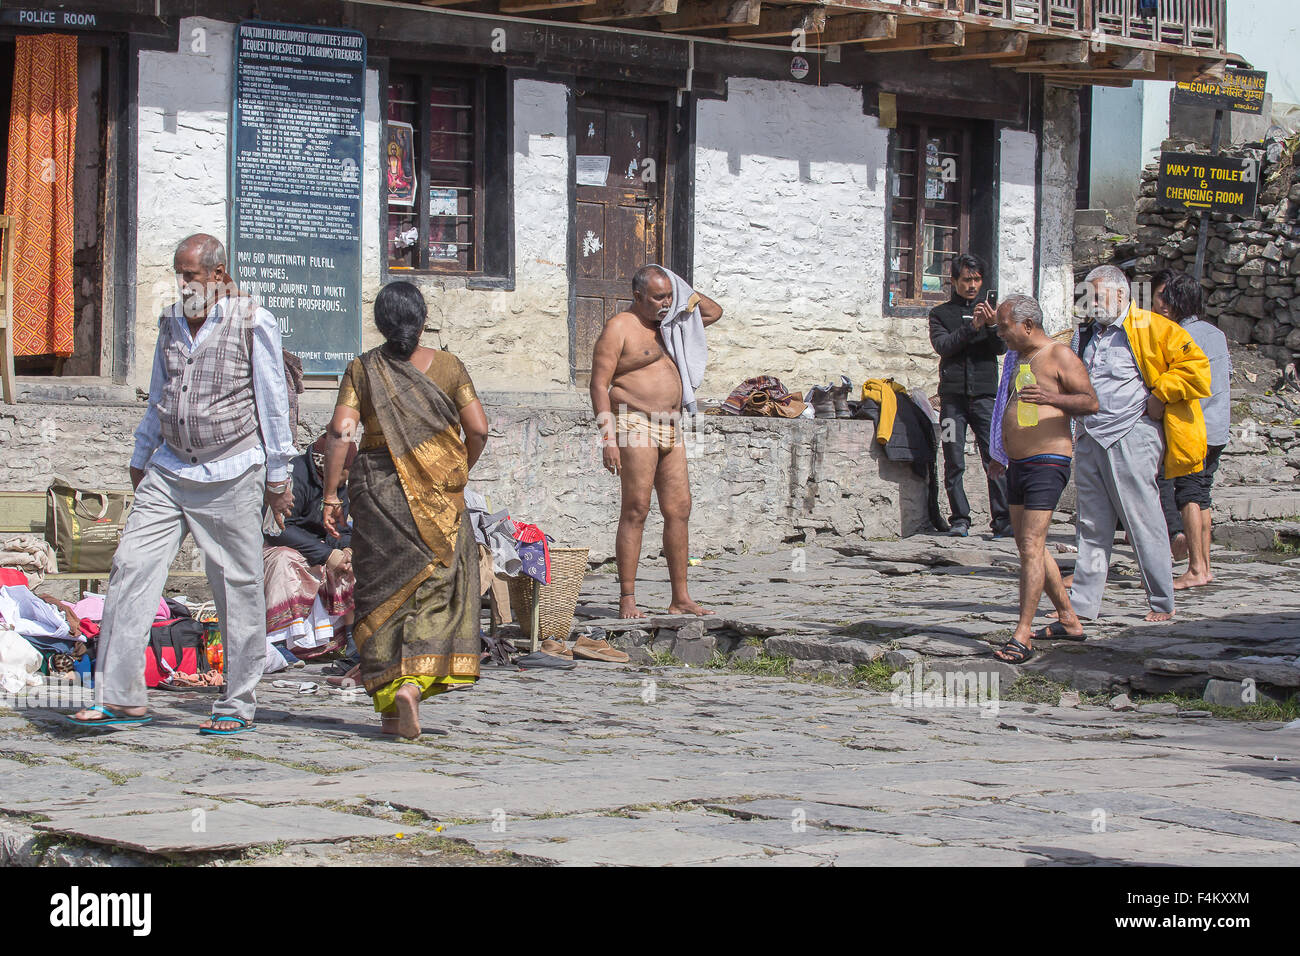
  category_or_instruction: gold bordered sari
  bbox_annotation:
[338,347,480,711]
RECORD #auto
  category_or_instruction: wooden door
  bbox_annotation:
[573,94,665,386]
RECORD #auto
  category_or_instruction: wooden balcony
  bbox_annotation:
[414,0,1233,86]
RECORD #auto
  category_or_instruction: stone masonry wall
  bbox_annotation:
[0,397,930,563]
[1131,136,1300,370]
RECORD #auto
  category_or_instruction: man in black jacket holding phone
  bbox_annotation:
[929,253,1012,538]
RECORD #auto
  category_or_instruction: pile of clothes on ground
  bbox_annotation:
[468,489,627,667]
[0,571,95,694]
[0,565,227,695]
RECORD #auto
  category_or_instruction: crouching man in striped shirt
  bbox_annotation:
[67,233,297,735]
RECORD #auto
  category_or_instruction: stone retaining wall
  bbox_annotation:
[1,393,950,562]
[1130,137,1300,370]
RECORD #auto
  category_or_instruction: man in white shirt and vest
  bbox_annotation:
[69,233,296,734]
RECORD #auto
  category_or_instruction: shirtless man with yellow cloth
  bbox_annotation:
[590,265,723,619]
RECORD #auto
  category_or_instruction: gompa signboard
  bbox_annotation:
[230,21,366,376]
[1155,152,1259,218]
[1173,68,1268,115]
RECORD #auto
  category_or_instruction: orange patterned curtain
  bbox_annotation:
[5,34,77,357]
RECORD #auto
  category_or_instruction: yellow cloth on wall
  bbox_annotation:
[5,33,77,357]
[860,378,909,444]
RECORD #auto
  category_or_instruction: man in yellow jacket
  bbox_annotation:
[1071,266,1211,623]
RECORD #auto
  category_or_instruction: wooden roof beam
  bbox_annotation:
[729,5,827,40]
[990,39,1089,69]
[1019,47,1154,77]
[811,12,896,45]
[499,0,599,12]
[1042,74,1134,88]
[659,0,762,31]
[577,0,678,22]
[929,29,1027,61]
[854,19,962,52]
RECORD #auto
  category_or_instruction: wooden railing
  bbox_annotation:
[892,0,1225,51]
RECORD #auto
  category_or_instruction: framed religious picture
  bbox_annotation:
[385,121,416,207]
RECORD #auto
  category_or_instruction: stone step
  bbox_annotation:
[1212,486,1300,521]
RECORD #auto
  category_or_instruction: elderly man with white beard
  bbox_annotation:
[1069,265,1210,624]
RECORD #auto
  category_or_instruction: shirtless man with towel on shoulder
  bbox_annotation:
[590,265,723,619]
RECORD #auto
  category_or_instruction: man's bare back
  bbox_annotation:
[1002,341,1076,461]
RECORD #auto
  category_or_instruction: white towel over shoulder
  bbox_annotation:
[651,264,708,415]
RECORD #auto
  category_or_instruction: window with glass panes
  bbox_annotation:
[384,70,485,273]
[886,120,972,310]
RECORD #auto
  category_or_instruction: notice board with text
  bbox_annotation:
[230,21,366,376]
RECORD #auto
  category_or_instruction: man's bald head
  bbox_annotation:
[174,234,226,271]
[630,264,673,324]
[994,294,1046,350]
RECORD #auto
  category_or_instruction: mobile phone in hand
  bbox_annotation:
[984,289,998,309]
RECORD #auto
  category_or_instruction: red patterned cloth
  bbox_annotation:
[4,34,78,357]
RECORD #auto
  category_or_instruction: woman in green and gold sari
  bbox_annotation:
[321,281,489,739]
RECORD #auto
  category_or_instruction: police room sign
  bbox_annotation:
[1155,152,1259,218]
[0,7,114,28]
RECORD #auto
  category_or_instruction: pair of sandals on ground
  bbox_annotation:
[65,707,252,735]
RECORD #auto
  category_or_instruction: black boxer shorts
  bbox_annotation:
[1172,443,1225,511]
[1007,454,1072,512]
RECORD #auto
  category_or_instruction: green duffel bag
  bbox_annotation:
[45,477,133,572]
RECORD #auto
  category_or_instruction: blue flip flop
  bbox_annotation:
[64,705,152,728]
[198,715,254,736]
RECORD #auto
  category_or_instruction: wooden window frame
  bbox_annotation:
[886,116,974,315]
[383,64,487,276]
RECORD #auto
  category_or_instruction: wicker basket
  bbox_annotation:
[507,547,590,643]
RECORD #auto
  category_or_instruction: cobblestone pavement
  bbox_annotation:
[1,526,1297,867]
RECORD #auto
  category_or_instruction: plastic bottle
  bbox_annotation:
[1015,363,1038,427]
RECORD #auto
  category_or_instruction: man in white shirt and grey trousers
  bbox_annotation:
[68,234,296,734]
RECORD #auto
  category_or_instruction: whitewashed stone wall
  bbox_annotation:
[135,17,236,389]
[131,21,1070,398]
[392,79,573,391]
[693,79,932,398]
[1038,86,1080,335]
[134,19,572,392]
[998,129,1038,308]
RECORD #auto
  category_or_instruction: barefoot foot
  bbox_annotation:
[619,595,646,619]
[1145,610,1174,623]
[393,683,421,739]
[667,599,714,616]
[1173,570,1212,590]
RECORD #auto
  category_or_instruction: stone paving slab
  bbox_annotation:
[2,518,1299,866]
[33,803,401,854]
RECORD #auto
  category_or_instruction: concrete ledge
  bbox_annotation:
[1,399,936,561]
[14,378,141,407]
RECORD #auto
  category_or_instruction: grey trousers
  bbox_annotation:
[96,463,267,721]
[1070,420,1174,619]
